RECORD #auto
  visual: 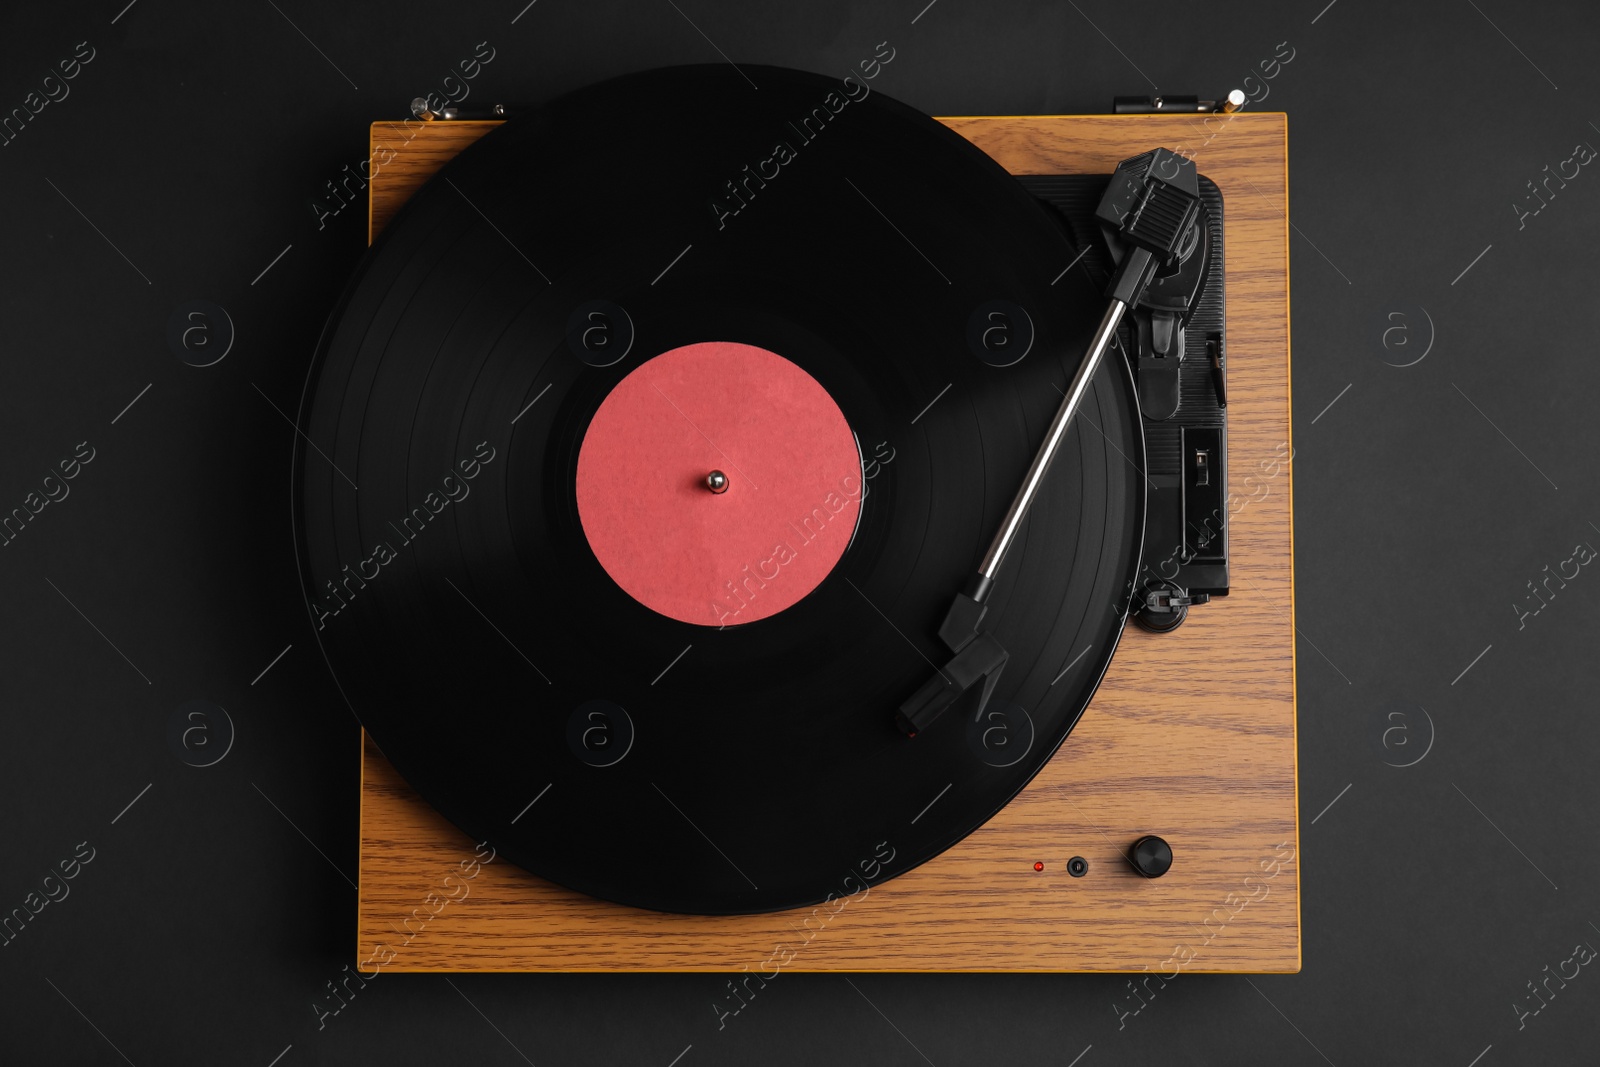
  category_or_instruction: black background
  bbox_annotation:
[1,0,1596,1064]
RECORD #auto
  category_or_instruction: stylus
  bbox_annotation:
[897,148,1201,737]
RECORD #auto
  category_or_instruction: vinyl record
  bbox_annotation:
[295,64,1144,914]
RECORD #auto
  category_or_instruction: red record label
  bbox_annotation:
[575,341,862,626]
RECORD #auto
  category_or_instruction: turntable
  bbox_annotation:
[298,67,1298,972]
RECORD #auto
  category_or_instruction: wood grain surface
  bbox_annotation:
[356,112,1298,972]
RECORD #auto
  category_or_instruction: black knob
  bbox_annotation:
[1129,835,1172,878]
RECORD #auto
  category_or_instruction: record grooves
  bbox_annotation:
[296,65,1144,914]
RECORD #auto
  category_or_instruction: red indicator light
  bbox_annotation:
[1033,861,1044,872]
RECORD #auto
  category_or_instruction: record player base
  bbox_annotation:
[357,112,1298,972]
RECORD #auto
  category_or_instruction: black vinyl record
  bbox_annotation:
[295,64,1144,914]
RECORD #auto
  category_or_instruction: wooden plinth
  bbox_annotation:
[356,112,1298,972]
